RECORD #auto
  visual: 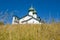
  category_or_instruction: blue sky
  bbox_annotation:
[0,0,60,24]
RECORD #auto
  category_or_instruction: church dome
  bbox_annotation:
[29,6,35,11]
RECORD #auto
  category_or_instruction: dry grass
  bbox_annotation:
[0,23,60,40]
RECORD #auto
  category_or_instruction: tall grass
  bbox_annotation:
[0,23,60,40]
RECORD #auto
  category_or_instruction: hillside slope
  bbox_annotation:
[0,23,60,40]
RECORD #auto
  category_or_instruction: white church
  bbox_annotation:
[12,6,44,24]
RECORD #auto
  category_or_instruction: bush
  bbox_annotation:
[0,22,4,25]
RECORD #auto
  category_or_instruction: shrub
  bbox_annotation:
[0,22,4,25]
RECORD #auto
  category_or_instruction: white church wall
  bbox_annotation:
[12,17,15,24]
[12,16,19,24]
[29,11,33,16]
[28,11,37,18]
[23,16,32,20]
[19,16,32,23]
[33,14,37,18]
[27,19,39,24]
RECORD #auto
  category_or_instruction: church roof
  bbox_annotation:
[29,6,35,11]
[21,17,41,23]
[13,14,41,22]
[28,15,41,21]
[20,15,41,23]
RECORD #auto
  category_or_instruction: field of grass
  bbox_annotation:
[0,23,60,40]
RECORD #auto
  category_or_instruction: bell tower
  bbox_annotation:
[28,6,37,18]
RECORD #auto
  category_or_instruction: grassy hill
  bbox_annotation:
[0,23,60,40]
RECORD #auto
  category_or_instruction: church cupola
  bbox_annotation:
[28,6,37,18]
[29,6,35,11]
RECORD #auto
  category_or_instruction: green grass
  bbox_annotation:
[0,23,60,40]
